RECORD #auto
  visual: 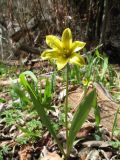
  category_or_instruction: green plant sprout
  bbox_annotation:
[19,28,97,160]
[16,119,43,144]
[0,145,10,160]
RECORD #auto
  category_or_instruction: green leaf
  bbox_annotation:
[101,57,108,81]
[12,84,30,103]
[74,65,81,83]
[94,104,101,127]
[112,107,120,136]
[0,98,6,103]
[95,49,100,58]
[67,89,97,155]
[20,70,38,83]
[19,71,65,156]
[43,79,51,102]
[51,71,56,92]
[110,141,120,149]
[19,72,55,135]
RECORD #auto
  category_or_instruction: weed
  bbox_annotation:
[0,145,10,160]
[16,119,43,144]
[1,109,22,126]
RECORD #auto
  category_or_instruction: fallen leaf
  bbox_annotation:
[85,149,100,160]
[76,123,95,138]
[68,84,120,132]
[40,152,63,160]
[18,145,33,160]
[82,140,110,148]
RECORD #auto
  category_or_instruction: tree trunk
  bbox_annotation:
[104,0,120,63]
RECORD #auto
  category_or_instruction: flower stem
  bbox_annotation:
[65,64,69,159]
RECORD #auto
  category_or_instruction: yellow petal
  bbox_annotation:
[69,53,85,66]
[71,41,86,52]
[41,49,59,60]
[82,78,91,86]
[62,28,72,49]
[46,35,62,50]
[56,57,69,70]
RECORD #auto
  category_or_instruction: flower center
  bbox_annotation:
[63,49,71,58]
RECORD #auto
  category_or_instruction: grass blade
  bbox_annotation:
[101,57,108,81]
[94,104,101,127]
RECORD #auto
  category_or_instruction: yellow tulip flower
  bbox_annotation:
[41,28,86,70]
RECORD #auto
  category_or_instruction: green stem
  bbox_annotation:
[65,64,69,159]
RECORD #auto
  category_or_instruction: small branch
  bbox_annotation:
[20,44,41,55]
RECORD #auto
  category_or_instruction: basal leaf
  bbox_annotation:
[19,71,65,155]
[67,89,97,155]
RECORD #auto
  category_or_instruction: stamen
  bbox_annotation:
[63,49,70,58]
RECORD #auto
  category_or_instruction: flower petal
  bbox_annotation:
[46,35,62,49]
[69,53,85,66]
[56,57,69,70]
[62,28,72,49]
[71,41,86,52]
[41,49,59,60]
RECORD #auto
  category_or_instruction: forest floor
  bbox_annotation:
[0,55,120,160]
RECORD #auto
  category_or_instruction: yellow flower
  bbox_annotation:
[82,78,92,86]
[41,28,86,70]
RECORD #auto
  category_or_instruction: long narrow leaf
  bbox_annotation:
[12,84,30,104]
[94,104,101,127]
[44,79,51,102]
[74,65,81,83]
[101,57,108,81]
[112,107,120,136]
[67,89,97,155]
[19,71,65,156]
[19,72,56,137]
